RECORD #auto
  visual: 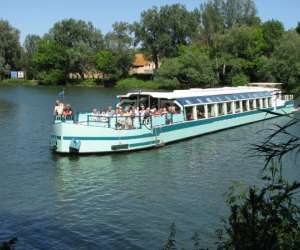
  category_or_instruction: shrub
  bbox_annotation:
[115,77,162,90]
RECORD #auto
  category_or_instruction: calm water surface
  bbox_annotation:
[0,86,299,250]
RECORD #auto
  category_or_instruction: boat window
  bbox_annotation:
[196,105,205,119]
[226,102,233,114]
[218,103,225,116]
[207,104,215,117]
[268,97,272,107]
[242,100,248,112]
[255,99,260,109]
[185,106,194,120]
[235,101,241,113]
[262,98,267,108]
[249,99,255,110]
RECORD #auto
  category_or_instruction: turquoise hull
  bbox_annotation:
[50,103,295,154]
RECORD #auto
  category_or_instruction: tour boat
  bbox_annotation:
[50,85,296,154]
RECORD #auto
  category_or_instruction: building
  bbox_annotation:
[129,53,159,75]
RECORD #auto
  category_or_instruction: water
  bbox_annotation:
[0,86,299,250]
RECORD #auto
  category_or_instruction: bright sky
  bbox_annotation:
[1,0,299,44]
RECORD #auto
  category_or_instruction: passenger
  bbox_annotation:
[166,106,173,125]
[139,105,146,117]
[171,105,176,114]
[161,107,168,115]
[115,107,125,129]
[134,106,140,117]
[63,104,73,119]
[107,106,115,116]
[91,108,99,121]
[54,100,64,116]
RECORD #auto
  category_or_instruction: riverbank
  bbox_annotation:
[0,77,167,90]
[0,79,39,86]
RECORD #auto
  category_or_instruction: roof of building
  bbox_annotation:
[132,53,149,67]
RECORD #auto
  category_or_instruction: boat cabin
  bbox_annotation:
[117,86,279,123]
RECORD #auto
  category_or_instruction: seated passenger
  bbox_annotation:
[63,104,73,119]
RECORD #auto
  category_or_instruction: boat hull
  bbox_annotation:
[50,103,295,154]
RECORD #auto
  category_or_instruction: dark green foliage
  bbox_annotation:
[23,34,41,79]
[155,45,217,88]
[296,22,300,35]
[0,20,22,79]
[33,19,103,84]
[261,20,284,55]
[33,39,68,85]
[104,22,134,79]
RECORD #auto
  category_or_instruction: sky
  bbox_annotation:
[1,0,299,44]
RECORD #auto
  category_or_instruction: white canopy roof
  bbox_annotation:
[117,86,279,100]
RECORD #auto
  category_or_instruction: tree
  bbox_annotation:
[155,45,217,88]
[48,18,104,79]
[33,39,68,85]
[296,22,300,35]
[261,20,284,55]
[0,20,22,78]
[198,0,259,44]
[104,22,133,78]
[133,4,200,69]
[95,50,118,79]
[199,0,225,44]
[222,0,259,28]
[31,19,104,84]
[212,25,266,84]
[23,34,41,79]
[267,31,300,90]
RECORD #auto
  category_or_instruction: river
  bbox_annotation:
[0,86,299,250]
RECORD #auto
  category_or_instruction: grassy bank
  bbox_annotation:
[0,79,39,86]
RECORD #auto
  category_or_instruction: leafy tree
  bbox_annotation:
[0,20,22,78]
[23,34,41,79]
[155,45,217,88]
[296,22,300,35]
[133,4,200,68]
[31,19,104,84]
[104,22,133,78]
[33,39,68,84]
[261,20,284,55]
[199,0,225,44]
[271,31,300,89]
[198,0,259,44]
[95,50,118,79]
[222,0,259,28]
[48,18,104,79]
[231,73,249,86]
[213,25,266,84]
[105,22,133,51]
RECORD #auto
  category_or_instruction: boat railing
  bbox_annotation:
[54,112,184,130]
[53,115,74,123]
[281,94,294,101]
[76,113,183,130]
